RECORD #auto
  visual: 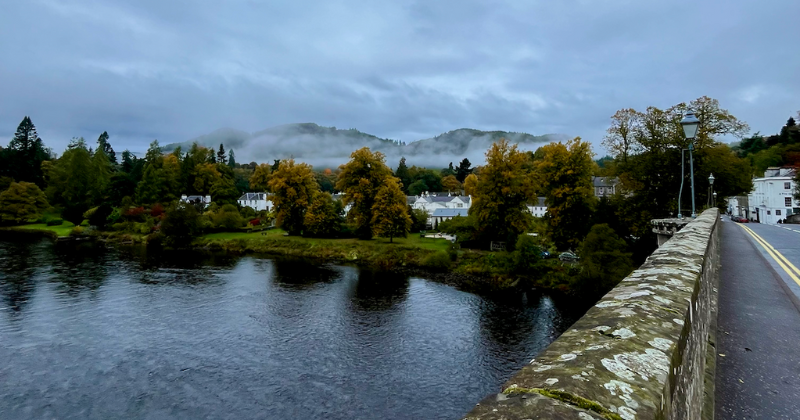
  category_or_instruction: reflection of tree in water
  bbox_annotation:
[114,247,237,285]
[271,259,342,290]
[348,268,409,313]
[0,238,40,314]
[50,241,110,295]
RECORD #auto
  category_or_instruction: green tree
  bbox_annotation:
[43,138,97,209]
[577,224,633,296]
[136,141,180,204]
[536,137,597,250]
[97,131,117,164]
[407,179,428,196]
[7,116,50,186]
[228,149,236,169]
[193,163,221,195]
[370,178,412,242]
[470,139,532,247]
[335,147,394,239]
[395,157,412,193]
[211,204,244,230]
[0,182,50,224]
[209,166,240,205]
[409,208,429,233]
[217,144,227,164]
[161,202,202,248]
[268,159,318,235]
[303,191,342,237]
[455,158,472,183]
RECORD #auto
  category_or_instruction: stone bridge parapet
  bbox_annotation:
[464,208,720,420]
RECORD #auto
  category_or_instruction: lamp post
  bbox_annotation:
[713,192,717,208]
[708,173,715,208]
[681,111,700,218]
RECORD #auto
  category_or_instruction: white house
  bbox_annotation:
[527,197,547,218]
[747,167,799,224]
[237,192,273,212]
[412,193,471,223]
[180,195,211,208]
[430,208,469,226]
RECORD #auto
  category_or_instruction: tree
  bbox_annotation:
[43,139,101,209]
[135,141,180,204]
[442,175,461,193]
[536,137,596,250]
[601,108,642,161]
[455,158,472,183]
[209,169,240,205]
[0,182,50,224]
[441,162,455,177]
[97,131,117,164]
[268,159,318,235]
[303,192,343,237]
[577,224,633,296]
[409,207,429,233]
[88,203,113,229]
[463,173,478,197]
[395,157,412,193]
[249,163,272,192]
[228,149,236,169]
[160,202,202,248]
[7,116,50,186]
[193,163,221,195]
[407,179,428,196]
[217,144,227,164]
[371,178,412,242]
[335,147,394,239]
[470,139,532,247]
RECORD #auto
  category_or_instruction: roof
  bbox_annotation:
[592,176,619,188]
[406,196,417,205]
[534,197,546,207]
[238,192,268,201]
[421,195,468,203]
[432,208,469,217]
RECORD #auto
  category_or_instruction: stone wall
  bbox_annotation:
[463,209,720,420]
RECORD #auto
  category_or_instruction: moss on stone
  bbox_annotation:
[503,386,623,420]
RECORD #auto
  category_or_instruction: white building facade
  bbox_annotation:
[747,167,799,225]
[237,192,273,212]
[527,197,547,218]
[412,194,471,223]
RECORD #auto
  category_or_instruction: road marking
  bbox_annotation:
[737,224,800,288]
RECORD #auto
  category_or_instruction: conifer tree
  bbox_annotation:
[217,144,227,164]
[97,131,117,164]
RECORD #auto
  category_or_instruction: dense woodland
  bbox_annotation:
[0,96,789,295]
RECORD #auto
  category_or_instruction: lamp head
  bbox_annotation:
[681,111,700,139]
[708,173,715,185]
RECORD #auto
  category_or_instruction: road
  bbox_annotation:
[716,218,800,419]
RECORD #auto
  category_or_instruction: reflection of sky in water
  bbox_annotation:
[0,237,589,420]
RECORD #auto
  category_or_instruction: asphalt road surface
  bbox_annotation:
[715,217,800,419]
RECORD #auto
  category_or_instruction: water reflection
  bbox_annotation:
[0,237,591,420]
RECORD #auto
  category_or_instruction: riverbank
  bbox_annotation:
[1,224,579,294]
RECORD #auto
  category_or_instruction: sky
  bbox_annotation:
[1,0,798,157]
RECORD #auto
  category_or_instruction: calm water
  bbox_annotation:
[0,236,588,420]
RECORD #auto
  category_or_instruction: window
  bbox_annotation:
[777,210,782,216]
[457,204,463,208]
[786,197,793,207]
[785,182,791,189]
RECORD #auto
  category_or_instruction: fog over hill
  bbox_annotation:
[162,124,569,168]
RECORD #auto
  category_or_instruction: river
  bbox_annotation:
[0,236,589,419]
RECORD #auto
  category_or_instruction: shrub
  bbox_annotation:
[62,203,89,227]
[249,218,261,226]
[46,219,64,226]
[422,251,451,271]
[514,234,542,274]
[161,202,202,248]
[123,206,146,221]
[70,226,84,236]
[145,232,164,248]
[150,203,165,217]
[88,204,113,229]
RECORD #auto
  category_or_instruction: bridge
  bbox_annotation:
[463,209,800,419]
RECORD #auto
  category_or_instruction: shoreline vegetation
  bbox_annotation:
[0,223,579,294]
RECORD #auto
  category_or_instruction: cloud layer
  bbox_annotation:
[1,0,797,157]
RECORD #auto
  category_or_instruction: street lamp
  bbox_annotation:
[713,192,717,208]
[708,173,715,208]
[681,111,700,218]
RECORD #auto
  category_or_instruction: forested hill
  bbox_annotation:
[162,123,564,167]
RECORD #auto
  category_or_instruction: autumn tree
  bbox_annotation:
[536,137,596,250]
[249,163,272,192]
[0,182,50,224]
[463,173,478,197]
[268,159,318,235]
[470,139,532,247]
[442,175,462,193]
[371,178,412,242]
[193,163,221,195]
[303,191,343,237]
[335,147,394,239]
[601,108,642,162]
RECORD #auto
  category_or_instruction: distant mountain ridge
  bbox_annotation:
[162,123,568,168]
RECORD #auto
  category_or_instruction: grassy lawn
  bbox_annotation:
[12,222,77,237]
[201,229,452,252]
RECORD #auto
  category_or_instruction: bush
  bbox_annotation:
[150,203,165,217]
[211,204,244,231]
[46,219,64,226]
[422,251,452,271]
[249,218,261,226]
[146,232,164,248]
[88,204,113,229]
[514,234,542,274]
[70,226,84,236]
[62,203,89,227]
[161,202,202,248]
[123,206,146,221]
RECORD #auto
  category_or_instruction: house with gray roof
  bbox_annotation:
[592,176,619,197]
[411,193,472,223]
[431,208,469,225]
[237,192,273,211]
[526,197,547,218]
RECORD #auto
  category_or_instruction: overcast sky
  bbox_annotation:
[1,0,798,156]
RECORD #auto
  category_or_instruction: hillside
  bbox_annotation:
[162,123,565,168]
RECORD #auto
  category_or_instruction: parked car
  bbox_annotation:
[559,251,579,262]
[540,250,551,259]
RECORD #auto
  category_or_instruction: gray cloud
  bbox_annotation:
[1,0,798,158]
